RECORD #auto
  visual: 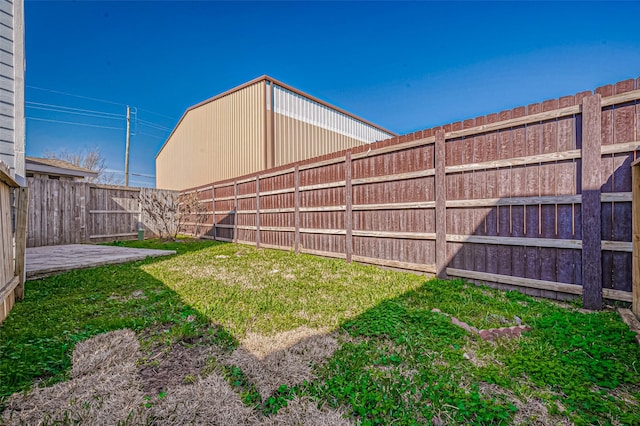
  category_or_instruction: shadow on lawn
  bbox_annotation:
[0,240,231,398]
[2,242,639,425]
[310,279,640,425]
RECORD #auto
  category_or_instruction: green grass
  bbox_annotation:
[1,239,639,425]
[313,280,640,425]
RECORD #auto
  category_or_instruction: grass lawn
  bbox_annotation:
[1,240,639,425]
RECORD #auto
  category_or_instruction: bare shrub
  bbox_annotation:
[138,189,208,240]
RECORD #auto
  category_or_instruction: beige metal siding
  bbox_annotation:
[156,82,265,190]
[272,84,394,166]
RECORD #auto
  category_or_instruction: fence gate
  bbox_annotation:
[0,164,28,324]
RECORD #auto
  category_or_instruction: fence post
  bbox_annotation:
[212,186,217,241]
[14,187,28,300]
[256,176,261,248]
[233,180,238,243]
[294,165,300,253]
[581,94,603,310]
[81,183,89,243]
[435,129,447,279]
[345,151,353,263]
[633,159,640,318]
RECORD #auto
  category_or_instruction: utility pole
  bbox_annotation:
[124,105,131,186]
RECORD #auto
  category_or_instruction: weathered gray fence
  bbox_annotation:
[27,178,176,247]
[1,163,27,324]
[180,77,640,309]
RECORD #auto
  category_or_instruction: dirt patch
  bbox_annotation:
[478,382,572,425]
[223,328,339,399]
[139,342,221,395]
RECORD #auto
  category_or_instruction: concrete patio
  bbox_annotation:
[26,244,176,279]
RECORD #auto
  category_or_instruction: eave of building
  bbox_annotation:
[155,75,398,159]
[26,162,98,179]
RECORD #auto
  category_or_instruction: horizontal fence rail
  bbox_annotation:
[180,78,640,308]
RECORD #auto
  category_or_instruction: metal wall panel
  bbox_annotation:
[272,84,394,166]
[156,82,265,190]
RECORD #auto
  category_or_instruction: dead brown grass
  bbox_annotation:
[223,327,339,399]
[265,396,353,425]
[107,290,147,303]
[478,382,573,426]
[149,373,260,425]
[241,326,331,360]
[3,330,146,425]
[72,328,140,378]
[2,328,352,425]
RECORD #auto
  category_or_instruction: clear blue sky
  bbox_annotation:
[25,1,640,187]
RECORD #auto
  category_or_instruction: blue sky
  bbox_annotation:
[25,1,640,187]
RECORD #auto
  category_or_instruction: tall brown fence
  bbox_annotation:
[181,77,640,308]
[27,178,176,247]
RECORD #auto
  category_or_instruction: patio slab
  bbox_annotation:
[26,244,176,279]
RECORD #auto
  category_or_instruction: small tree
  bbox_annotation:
[138,190,208,241]
[43,148,122,184]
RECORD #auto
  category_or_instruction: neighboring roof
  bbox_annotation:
[156,75,398,159]
[26,156,99,179]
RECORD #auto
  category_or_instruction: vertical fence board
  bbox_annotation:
[524,103,542,294]
[633,159,640,317]
[497,110,513,278]
[540,99,559,297]
[582,94,603,309]
[472,118,487,274]
[511,107,527,281]
[611,80,636,292]
[556,96,577,286]
[14,187,28,300]
[256,177,261,248]
[435,129,447,278]
[345,152,353,262]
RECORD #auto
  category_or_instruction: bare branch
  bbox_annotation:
[43,148,123,185]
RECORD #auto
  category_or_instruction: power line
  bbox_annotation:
[137,131,167,139]
[105,168,155,179]
[28,85,178,123]
[131,172,155,178]
[27,100,170,131]
[26,116,124,130]
[25,101,123,118]
[26,85,126,107]
[26,105,124,121]
[137,107,179,121]
[137,119,172,132]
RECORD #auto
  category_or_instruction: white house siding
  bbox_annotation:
[0,0,24,183]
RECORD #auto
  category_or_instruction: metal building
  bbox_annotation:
[156,76,396,190]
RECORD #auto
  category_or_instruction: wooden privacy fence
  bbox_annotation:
[0,164,28,324]
[27,178,177,247]
[181,77,640,309]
